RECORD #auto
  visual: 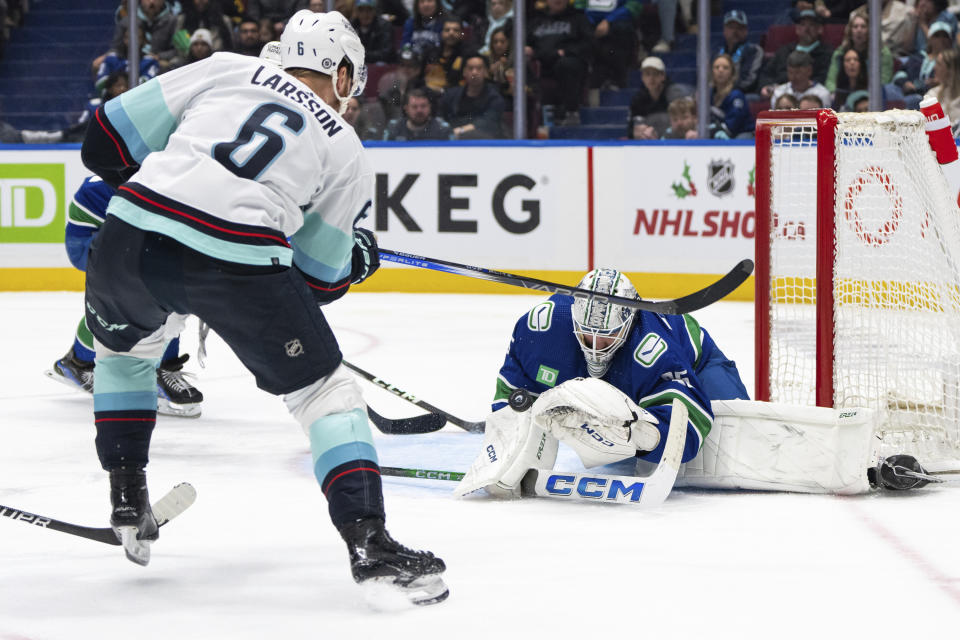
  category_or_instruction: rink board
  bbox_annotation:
[0,142,756,299]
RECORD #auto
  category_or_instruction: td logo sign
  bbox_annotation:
[0,164,65,243]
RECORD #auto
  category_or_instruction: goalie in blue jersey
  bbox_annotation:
[456,267,749,498]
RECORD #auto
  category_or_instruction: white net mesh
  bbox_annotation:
[763,110,960,469]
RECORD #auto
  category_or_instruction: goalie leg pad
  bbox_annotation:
[530,377,660,468]
[454,407,558,499]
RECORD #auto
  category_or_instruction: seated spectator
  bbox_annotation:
[93,22,160,92]
[628,56,670,133]
[246,0,308,41]
[177,0,233,52]
[775,93,802,109]
[825,8,893,93]
[799,93,824,109]
[903,0,957,57]
[526,0,594,127]
[479,0,513,55]
[424,16,468,91]
[710,53,752,138]
[843,89,870,112]
[812,0,860,23]
[893,21,954,105]
[352,0,395,63]
[832,48,868,109]
[108,0,179,72]
[403,0,445,62]
[488,25,532,103]
[380,0,411,27]
[575,0,640,90]
[663,97,697,139]
[926,48,960,124]
[169,28,215,70]
[882,0,913,57]
[759,10,833,99]
[379,47,429,122]
[384,87,454,140]
[716,10,763,95]
[71,71,130,142]
[335,0,356,20]
[308,0,324,9]
[439,53,505,138]
[770,50,833,108]
[342,96,383,140]
[234,17,265,56]
[630,112,670,140]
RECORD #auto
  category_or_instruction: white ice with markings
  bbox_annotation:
[1,291,958,639]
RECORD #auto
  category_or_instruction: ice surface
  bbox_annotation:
[1,291,958,639]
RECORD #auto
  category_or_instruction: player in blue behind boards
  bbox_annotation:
[456,267,750,498]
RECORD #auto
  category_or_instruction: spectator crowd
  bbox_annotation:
[3,0,960,142]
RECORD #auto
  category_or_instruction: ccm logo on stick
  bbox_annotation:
[540,473,645,503]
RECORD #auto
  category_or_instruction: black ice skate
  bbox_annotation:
[339,517,449,605]
[157,354,203,418]
[109,467,159,566]
[46,347,95,393]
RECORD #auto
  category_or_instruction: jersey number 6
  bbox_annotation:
[213,103,305,181]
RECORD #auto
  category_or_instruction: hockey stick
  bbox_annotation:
[366,405,446,435]
[380,249,755,315]
[345,360,485,433]
[381,466,466,482]
[0,482,196,546]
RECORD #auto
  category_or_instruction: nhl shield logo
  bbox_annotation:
[285,339,304,357]
[707,159,735,197]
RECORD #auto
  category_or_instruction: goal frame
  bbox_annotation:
[754,109,837,407]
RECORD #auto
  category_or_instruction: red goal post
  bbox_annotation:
[754,108,960,470]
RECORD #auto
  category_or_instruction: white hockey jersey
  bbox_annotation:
[100,52,372,287]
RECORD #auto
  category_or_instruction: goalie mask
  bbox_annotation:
[572,269,638,378]
[280,10,367,113]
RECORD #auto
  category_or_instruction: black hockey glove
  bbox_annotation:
[350,227,380,284]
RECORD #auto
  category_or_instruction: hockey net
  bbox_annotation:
[755,109,960,471]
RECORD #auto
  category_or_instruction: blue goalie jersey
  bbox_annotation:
[493,294,749,464]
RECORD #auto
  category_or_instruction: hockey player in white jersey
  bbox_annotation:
[80,10,447,605]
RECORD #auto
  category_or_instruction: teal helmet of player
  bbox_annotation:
[280,10,367,111]
[572,269,638,378]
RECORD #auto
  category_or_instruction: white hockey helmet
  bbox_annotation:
[571,269,639,378]
[259,40,282,67]
[280,10,367,105]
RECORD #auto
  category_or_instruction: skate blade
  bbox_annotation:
[116,526,152,566]
[157,398,202,418]
[360,574,449,610]
[43,369,92,394]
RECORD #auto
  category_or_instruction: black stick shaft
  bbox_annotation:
[0,503,121,545]
[379,249,753,315]
[344,360,485,433]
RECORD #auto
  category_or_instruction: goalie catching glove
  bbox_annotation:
[530,377,661,469]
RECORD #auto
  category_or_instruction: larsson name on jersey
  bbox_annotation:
[250,65,343,137]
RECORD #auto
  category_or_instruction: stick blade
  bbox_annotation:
[367,408,447,434]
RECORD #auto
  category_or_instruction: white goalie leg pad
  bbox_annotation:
[529,377,660,469]
[454,407,558,499]
[677,400,880,495]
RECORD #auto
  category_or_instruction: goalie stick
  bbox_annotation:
[0,482,196,546]
[345,360,485,433]
[380,249,755,315]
